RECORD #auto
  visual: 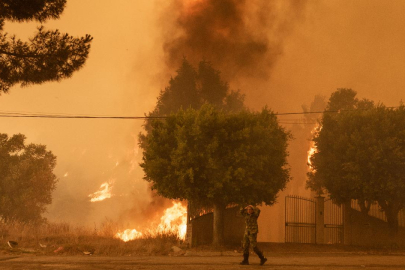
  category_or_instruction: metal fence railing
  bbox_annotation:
[324,198,343,244]
[285,195,316,244]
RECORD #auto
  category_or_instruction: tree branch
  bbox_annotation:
[0,49,43,58]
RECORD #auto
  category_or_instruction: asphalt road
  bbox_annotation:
[1,253,405,270]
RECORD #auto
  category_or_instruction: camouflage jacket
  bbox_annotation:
[240,206,260,234]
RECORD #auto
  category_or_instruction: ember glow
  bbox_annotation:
[88,180,114,202]
[115,202,187,242]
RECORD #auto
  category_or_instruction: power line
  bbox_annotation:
[0,114,164,120]
[0,106,400,120]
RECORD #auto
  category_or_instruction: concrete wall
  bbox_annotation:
[345,207,405,247]
[257,203,286,243]
[189,207,245,246]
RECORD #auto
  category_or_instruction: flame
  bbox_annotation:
[307,143,316,167]
[115,229,143,242]
[88,179,114,202]
[157,202,187,239]
[115,202,187,242]
[307,124,322,170]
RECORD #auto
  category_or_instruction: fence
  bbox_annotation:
[285,195,316,244]
[285,195,343,244]
[324,198,344,244]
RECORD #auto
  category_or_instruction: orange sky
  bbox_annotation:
[0,0,404,226]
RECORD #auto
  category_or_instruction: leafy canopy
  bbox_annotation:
[140,105,291,207]
[150,59,245,118]
[0,0,93,93]
[308,89,405,229]
[0,133,57,222]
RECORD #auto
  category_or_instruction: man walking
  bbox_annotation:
[240,205,267,265]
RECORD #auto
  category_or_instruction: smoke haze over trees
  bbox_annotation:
[1,0,404,238]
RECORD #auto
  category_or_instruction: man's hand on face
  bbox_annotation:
[245,205,254,214]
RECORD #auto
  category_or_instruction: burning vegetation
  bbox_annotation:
[0,220,181,256]
[116,202,187,242]
[88,180,115,202]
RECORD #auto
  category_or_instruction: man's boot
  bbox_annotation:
[240,253,249,265]
[254,247,267,266]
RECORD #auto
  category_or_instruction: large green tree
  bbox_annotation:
[0,133,57,222]
[140,105,291,245]
[0,0,93,93]
[308,89,405,233]
[144,59,245,229]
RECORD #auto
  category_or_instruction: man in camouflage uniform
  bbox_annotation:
[240,205,267,265]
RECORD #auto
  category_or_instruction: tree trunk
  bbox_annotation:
[379,200,400,240]
[386,206,400,236]
[212,202,225,246]
[358,200,371,215]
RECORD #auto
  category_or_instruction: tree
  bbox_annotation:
[140,105,291,245]
[308,89,405,234]
[0,0,93,93]
[0,133,57,222]
[150,59,245,118]
[143,59,246,244]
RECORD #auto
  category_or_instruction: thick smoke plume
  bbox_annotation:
[162,0,307,81]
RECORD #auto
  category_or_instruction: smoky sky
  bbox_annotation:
[162,0,307,81]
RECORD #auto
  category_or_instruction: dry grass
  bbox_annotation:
[0,220,182,256]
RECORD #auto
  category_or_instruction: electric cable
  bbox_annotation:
[0,106,400,121]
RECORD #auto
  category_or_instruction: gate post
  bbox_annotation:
[315,196,325,244]
[186,201,193,247]
[343,201,352,245]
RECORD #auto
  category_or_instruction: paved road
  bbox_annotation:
[1,254,405,270]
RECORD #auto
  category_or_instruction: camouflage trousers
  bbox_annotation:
[242,231,258,255]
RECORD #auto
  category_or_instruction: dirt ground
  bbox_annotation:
[1,251,405,270]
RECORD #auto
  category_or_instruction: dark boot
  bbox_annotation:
[254,247,267,266]
[240,253,249,265]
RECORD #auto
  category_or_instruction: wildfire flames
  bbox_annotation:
[115,229,143,242]
[116,202,187,242]
[307,142,316,167]
[307,124,321,170]
[88,179,114,202]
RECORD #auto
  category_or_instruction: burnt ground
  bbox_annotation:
[1,243,405,270]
